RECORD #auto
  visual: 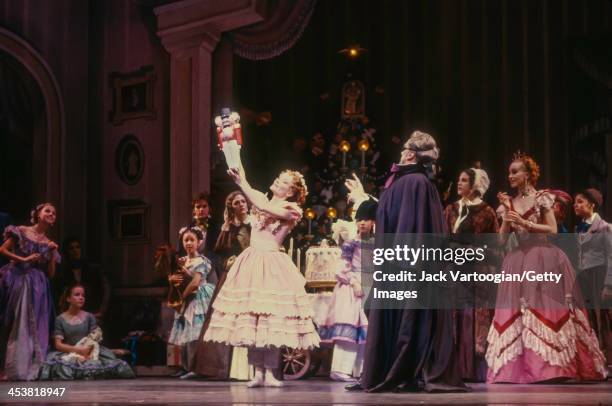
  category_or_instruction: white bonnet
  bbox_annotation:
[471,168,490,196]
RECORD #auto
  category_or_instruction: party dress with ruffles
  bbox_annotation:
[0,225,58,381]
[486,191,607,383]
[203,204,320,350]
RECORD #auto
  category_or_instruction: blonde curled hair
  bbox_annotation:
[281,170,308,205]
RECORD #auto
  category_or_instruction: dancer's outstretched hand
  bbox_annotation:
[345,173,366,203]
[227,166,245,186]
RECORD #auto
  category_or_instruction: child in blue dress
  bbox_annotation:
[168,227,215,378]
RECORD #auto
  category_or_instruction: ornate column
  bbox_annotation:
[155,0,264,239]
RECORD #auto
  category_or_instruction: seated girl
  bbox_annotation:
[39,284,134,380]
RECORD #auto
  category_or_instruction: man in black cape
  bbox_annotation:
[346,131,466,393]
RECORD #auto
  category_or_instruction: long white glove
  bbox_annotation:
[344,173,377,219]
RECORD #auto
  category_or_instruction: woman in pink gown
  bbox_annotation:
[486,152,607,383]
[203,167,319,388]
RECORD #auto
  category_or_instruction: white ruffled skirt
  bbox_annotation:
[203,240,320,349]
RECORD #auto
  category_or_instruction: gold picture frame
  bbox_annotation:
[108,200,150,243]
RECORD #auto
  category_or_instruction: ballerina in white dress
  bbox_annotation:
[204,166,320,388]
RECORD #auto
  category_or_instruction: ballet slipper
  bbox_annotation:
[264,368,284,387]
[247,367,264,388]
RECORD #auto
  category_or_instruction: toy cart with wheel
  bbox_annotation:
[281,245,341,380]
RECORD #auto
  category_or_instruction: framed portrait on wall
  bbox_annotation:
[108,200,150,243]
[110,66,156,125]
[116,134,144,185]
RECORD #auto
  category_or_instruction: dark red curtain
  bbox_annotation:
[232,0,612,215]
[231,0,317,60]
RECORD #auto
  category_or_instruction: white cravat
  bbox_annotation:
[453,197,483,233]
[585,212,600,225]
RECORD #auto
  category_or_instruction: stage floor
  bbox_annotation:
[1,378,611,404]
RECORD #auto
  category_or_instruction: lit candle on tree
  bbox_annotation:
[340,140,351,170]
[326,206,338,235]
[358,139,370,171]
[305,208,316,235]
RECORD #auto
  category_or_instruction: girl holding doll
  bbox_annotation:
[168,227,215,378]
[39,284,134,380]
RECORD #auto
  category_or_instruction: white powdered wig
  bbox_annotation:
[404,131,439,163]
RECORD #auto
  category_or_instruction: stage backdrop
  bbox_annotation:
[232,0,612,219]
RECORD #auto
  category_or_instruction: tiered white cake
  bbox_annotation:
[304,245,342,286]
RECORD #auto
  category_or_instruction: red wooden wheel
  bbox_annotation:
[281,348,312,380]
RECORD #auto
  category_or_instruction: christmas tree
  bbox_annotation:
[292,79,389,253]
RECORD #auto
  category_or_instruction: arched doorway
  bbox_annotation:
[0,50,44,222]
[0,28,64,227]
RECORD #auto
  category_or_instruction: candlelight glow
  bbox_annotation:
[305,208,316,220]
